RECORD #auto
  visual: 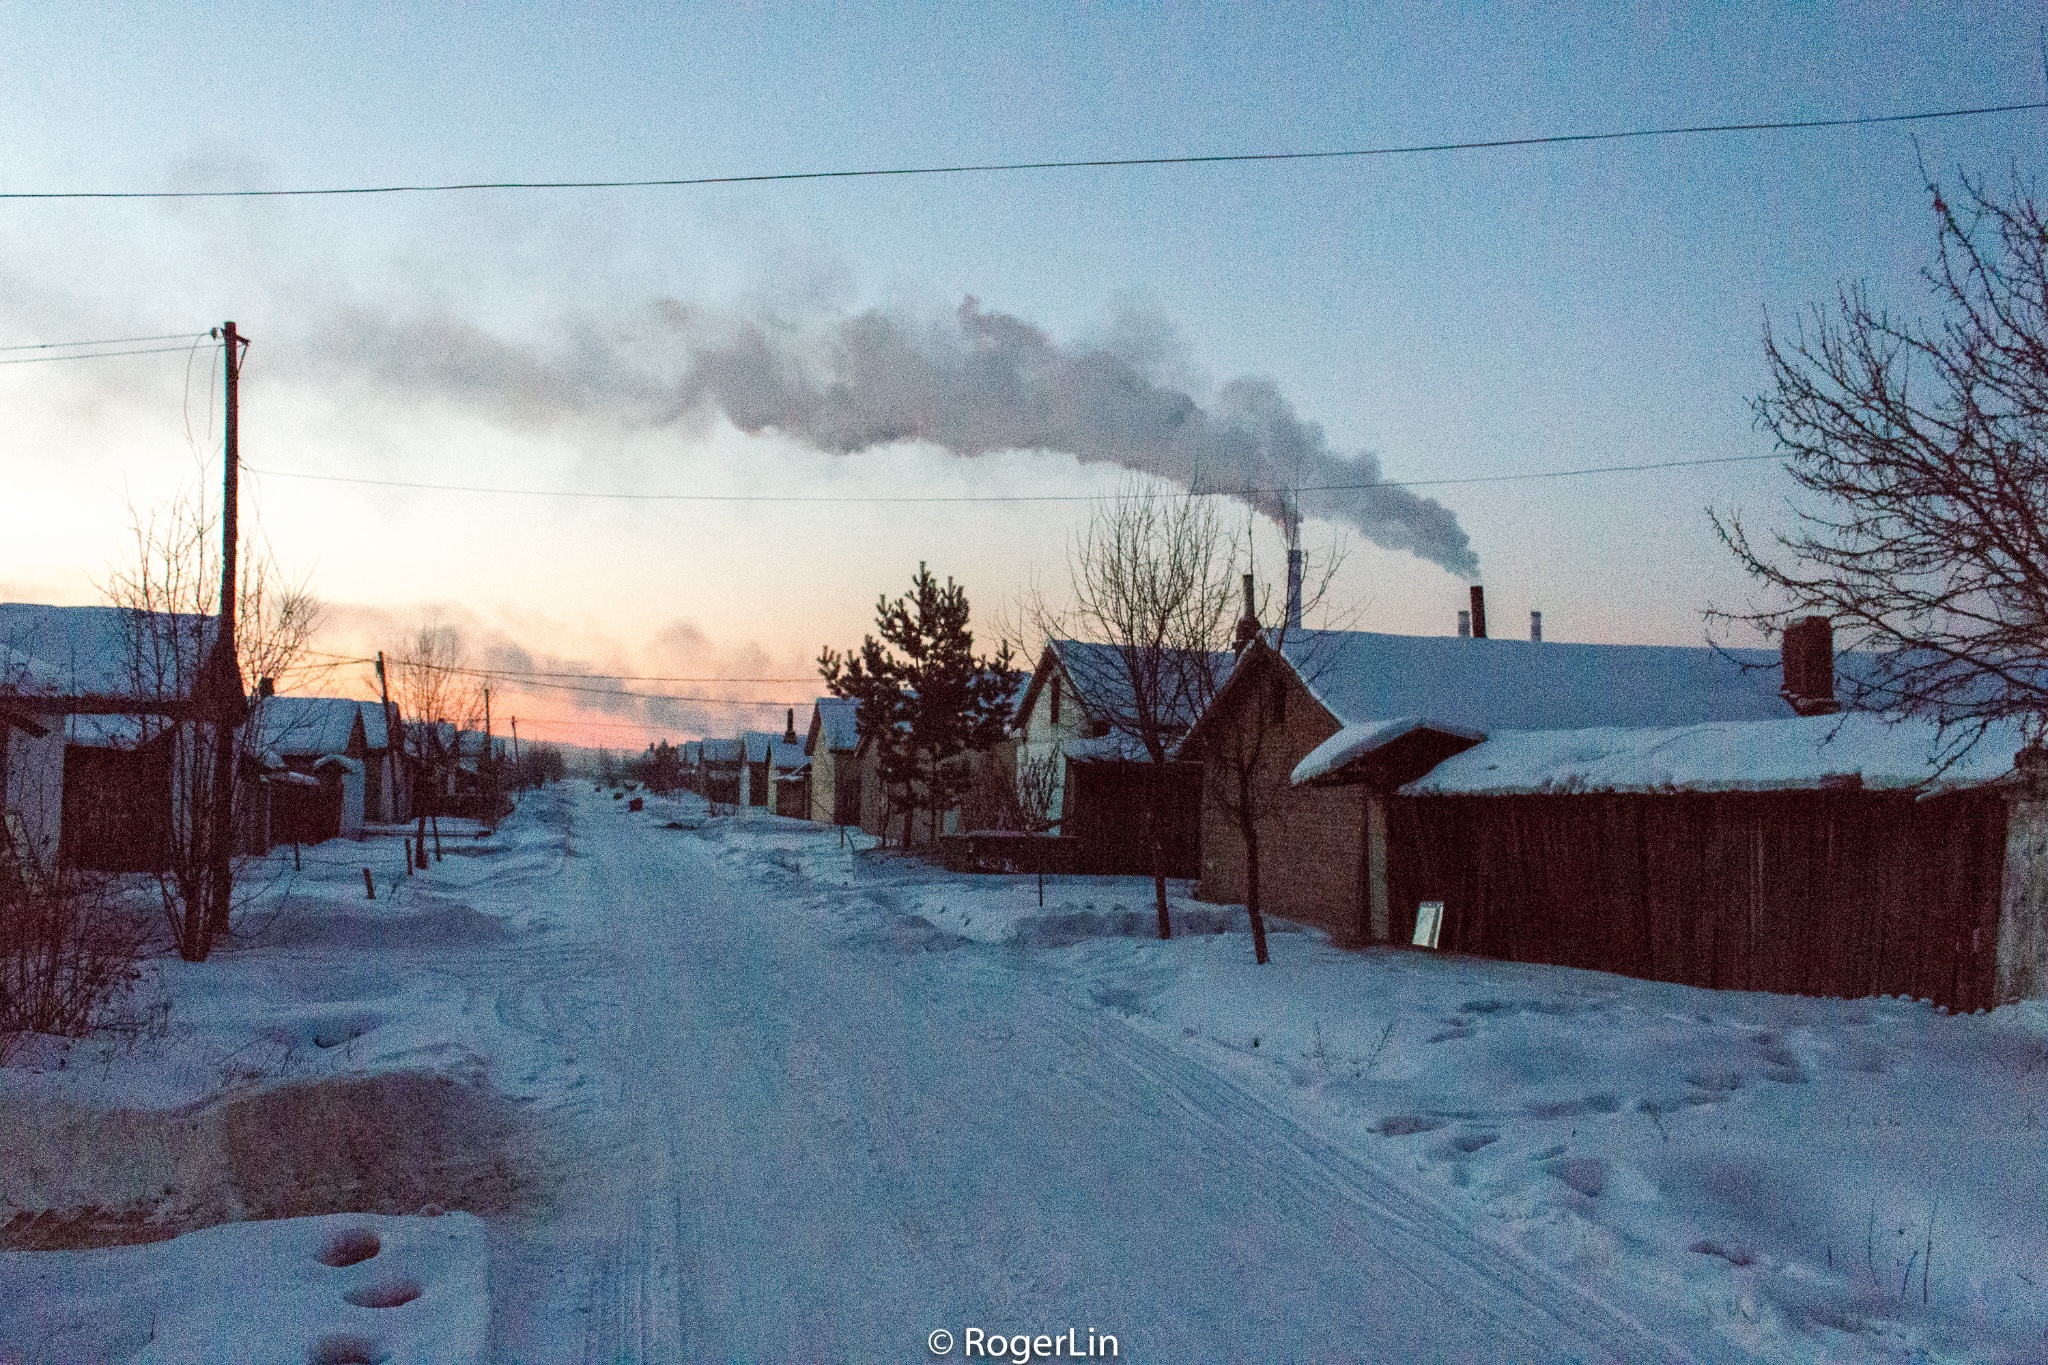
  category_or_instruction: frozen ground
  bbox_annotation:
[3,783,2044,1362]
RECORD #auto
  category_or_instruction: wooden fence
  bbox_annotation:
[1384,789,2008,1012]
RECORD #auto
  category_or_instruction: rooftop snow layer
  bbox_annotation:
[1291,716,1487,786]
[1401,711,2025,796]
[813,697,860,751]
[254,696,364,757]
[0,602,218,701]
[1283,628,1795,732]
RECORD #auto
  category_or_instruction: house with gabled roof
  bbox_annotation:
[251,695,372,844]
[1182,617,1829,943]
[1011,639,1234,876]
[0,602,242,875]
[805,697,862,825]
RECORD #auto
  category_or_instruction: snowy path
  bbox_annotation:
[478,791,1679,1363]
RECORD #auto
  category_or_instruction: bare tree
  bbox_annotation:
[1026,481,1241,940]
[1714,172,2048,749]
[386,623,485,860]
[1181,526,1345,965]
[102,494,322,961]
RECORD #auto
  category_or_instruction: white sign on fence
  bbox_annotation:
[1412,900,1444,950]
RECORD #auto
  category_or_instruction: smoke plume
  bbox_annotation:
[307,296,1480,578]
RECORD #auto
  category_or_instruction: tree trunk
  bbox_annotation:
[1238,770,1270,965]
[1149,758,1172,940]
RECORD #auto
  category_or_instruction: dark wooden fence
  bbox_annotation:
[1063,762,1203,877]
[1384,789,2008,1012]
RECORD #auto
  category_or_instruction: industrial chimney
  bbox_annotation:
[1530,610,1543,642]
[1456,611,1471,638]
[1468,585,1487,639]
[1780,617,1839,715]
[1284,502,1304,633]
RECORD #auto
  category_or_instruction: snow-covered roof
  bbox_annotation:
[770,739,807,772]
[1401,712,2024,797]
[0,602,219,702]
[1018,640,1235,743]
[1292,717,1487,787]
[253,696,364,757]
[682,740,703,765]
[700,737,744,764]
[742,730,777,763]
[812,697,860,752]
[359,701,390,751]
[1281,629,1796,733]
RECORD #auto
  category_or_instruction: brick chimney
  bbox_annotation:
[1780,617,1840,715]
[1233,573,1260,654]
[783,707,797,744]
[1468,585,1487,639]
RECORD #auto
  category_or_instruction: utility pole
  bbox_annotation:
[204,322,249,949]
[375,651,398,822]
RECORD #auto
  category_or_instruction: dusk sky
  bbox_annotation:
[3,4,2044,750]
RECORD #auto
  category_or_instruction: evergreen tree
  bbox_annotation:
[820,563,1020,845]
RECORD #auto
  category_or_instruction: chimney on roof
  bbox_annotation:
[1233,573,1260,654]
[1530,610,1543,642]
[1469,585,1487,639]
[1284,511,1304,633]
[784,707,797,744]
[1780,616,1840,716]
[257,676,275,699]
[1456,610,1471,638]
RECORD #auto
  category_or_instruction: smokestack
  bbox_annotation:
[256,676,275,699]
[1530,610,1542,642]
[1780,617,1839,716]
[1468,585,1487,639]
[1233,572,1260,654]
[784,707,797,744]
[1284,504,1303,633]
[1456,611,1471,638]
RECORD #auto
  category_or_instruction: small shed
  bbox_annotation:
[699,737,744,807]
[254,696,371,845]
[1297,710,2045,1011]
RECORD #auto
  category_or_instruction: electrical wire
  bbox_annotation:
[3,99,2040,201]
[0,349,214,370]
[292,646,815,684]
[0,330,212,353]
[244,452,1784,504]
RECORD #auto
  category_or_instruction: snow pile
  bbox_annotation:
[1,1211,487,1364]
[1406,711,2026,795]
[1290,715,1483,786]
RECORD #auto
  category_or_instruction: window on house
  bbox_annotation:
[1050,675,1061,727]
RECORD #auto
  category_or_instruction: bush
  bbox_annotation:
[0,871,147,1065]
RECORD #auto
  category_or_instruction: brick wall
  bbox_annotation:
[1194,651,1367,940]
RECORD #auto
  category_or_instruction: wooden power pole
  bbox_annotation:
[204,321,249,949]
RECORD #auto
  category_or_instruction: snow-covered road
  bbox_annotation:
[481,789,1675,1362]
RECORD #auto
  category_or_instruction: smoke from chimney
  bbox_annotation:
[307,297,1481,580]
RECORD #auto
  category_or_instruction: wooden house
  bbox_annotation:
[1,602,242,876]
[252,695,371,844]
[699,737,744,807]
[1181,620,1819,943]
[1010,640,1231,876]
[805,698,862,825]
[1289,709,2047,1012]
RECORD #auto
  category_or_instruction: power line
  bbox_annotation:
[0,342,215,367]
[4,99,2040,202]
[0,330,212,353]
[295,646,814,684]
[246,452,1784,505]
